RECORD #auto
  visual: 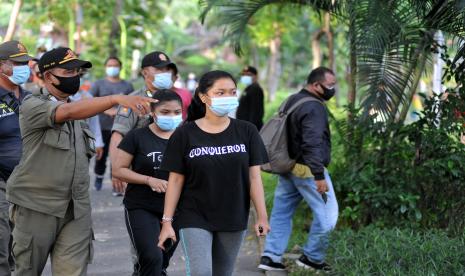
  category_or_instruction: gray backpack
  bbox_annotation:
[260,96,322,174]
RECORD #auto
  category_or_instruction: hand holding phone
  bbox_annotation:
[321,193,328,204]
[163,238,175,252]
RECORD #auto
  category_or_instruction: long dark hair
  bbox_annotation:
[186,70,237,122]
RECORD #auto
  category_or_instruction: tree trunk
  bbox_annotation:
[311,30,324,68]
[323,12,339,106]
[118,16,127,79]
[267,24,281,102]
[323,12,334,71]
[398,53,428,123]
[347,14,357,133]
[4,0,22,42]
[251,45,260,70]
[108,0,123,57]
[67,8,76,50]
[392,31,434,123]
[75,3,83,54]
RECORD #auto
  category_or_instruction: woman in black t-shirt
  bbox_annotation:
[158,70,270,276]
[113,89,183,276]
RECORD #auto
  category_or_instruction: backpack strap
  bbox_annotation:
[279,96,323,116]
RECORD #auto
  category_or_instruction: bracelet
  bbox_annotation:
[161,215,174,223]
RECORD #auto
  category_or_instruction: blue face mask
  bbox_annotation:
[152,72,173,89]
[7,65,30,85]
[106,66,120,77]
[155,114,183,131]
[240,75,253,86]
[208,96,239,117]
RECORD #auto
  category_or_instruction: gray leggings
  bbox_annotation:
[179,228,246,276]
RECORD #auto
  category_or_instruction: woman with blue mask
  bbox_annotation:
[113,89,183,276]
[158,70,270,276]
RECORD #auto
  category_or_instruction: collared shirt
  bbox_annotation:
[112,87,153,136]
[7,88,95,218]
[0,86,29,182]
[90,79,134,130]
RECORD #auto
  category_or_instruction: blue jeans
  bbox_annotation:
[263,171,338,264]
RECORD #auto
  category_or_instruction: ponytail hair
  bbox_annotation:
[186,70,237,122]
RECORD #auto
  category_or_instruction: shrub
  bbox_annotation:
[331,93,465,234]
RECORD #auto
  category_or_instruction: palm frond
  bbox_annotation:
[199,0,338,54]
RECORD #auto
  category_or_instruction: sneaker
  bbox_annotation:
[94,177,103,191]
[258,256,286,271]
[296,254,332,273]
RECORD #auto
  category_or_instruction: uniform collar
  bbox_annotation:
[39,87,69,102]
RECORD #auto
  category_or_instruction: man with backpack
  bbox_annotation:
[258,67,339,273]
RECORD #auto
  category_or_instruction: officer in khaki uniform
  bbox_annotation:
[6,47,154,276]
[110,51,181,193]
[0,40,33,276]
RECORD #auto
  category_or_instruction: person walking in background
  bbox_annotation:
[236,66,265,130]
[0,40,34,276]
[91,56,133,191]
[113,90,182,276]
[258,67,339,273]
[6,47,154,276]
[158,70,270,276]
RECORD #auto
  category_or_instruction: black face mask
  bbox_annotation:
[51,74,80,95]
[319,84,335,101]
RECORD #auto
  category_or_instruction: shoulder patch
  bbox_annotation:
[117,107,131,118]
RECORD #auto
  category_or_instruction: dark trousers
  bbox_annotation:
[94,130,112,176]
[0,183,12,275]
[124,208,178,276]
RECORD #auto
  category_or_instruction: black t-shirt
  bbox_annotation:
[160,119,268,231]
[118,126,169,213]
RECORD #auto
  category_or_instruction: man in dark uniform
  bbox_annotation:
[6,47,154,276]
[0,40,33,276]
[236,66,265,130]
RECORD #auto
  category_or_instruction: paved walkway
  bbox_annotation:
[39,177,265,276]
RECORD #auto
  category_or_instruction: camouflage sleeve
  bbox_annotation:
[111,105,138,136]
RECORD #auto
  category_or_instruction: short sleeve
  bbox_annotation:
[247,124,269,166]
[20,95,64,130]
[160,127,186,174]
[112,106,138,136]
[125,82,134,95]
[89,81,100,97]
[117,129,138,155]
